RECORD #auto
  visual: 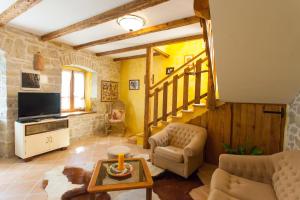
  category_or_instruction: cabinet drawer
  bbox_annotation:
[25,120,69,136]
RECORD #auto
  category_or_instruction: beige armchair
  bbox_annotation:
[209,151,300,200]
[148,123,207,178]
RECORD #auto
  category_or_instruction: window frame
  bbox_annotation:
[61,68,86,112]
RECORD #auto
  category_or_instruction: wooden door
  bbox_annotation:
[189,103,285,165]
[231,104,285,154]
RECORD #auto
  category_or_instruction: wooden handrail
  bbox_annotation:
[150,50,206,90]
[149,69,208,97]
[148,93,208,126]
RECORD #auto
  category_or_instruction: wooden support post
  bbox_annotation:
[195,59,202,104]
[200,18,216,109]
[143,47,153,149]
[153,88,159,126]
[183,68,189,110]
[162,82,168,121]
[172,75,178,116]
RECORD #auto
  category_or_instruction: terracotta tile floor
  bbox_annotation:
[0,135,149,200]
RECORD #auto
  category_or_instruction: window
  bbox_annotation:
[61,69,85,111]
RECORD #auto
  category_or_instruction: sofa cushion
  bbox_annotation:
[211,169,277,200]
[154,146,184,163]
[208,189,239,200]
[272,151,300,200]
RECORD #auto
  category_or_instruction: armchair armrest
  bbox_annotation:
[148,130,169,152]
[184,133,206,157]
[219,154,274,184]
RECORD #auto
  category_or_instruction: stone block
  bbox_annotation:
[13,39,26,59]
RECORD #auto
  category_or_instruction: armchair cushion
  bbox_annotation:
[155,146,184,163]
[112,109,124,120]
[211,169,277,200]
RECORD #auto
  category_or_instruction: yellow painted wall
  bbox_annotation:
[120,39,208,134]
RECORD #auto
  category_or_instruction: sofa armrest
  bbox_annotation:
[184,132,207,157]
[219,154,274,184]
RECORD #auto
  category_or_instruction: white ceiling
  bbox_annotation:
[1,0,201,57]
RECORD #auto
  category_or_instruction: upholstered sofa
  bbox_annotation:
[208,151,300,200]
[148,123,207,178]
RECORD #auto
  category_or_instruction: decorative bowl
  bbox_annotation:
[106,162,133,178]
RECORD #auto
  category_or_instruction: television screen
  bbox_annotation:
[18,92,61,119]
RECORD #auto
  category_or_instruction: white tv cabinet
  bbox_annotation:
[15,118,70,161]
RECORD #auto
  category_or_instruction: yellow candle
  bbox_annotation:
[118,153,125,171]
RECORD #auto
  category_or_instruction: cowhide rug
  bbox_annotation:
[43,159,163,200]
[43,164,110,200]
[43,155,203,200]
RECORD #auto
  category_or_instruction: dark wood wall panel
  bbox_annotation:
[189,103,286,165]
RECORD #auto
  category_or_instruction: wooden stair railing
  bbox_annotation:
[150,49,206,90]
[149,57,209,128]
[144,35,217,148]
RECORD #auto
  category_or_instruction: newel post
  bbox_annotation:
[200,18,216,110]
[143,47,153,149]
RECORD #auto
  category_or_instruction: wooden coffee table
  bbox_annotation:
[88,158,153,200]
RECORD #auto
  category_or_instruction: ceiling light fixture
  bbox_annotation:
[117,15,145,32]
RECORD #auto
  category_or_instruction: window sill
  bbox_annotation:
[61,111,96,117]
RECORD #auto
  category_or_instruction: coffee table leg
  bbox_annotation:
[146,188,152,200]
[89,193,96,200]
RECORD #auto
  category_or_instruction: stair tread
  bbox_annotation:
[193,103,206,107]
[182,109,194,113]
[171,115,183,118]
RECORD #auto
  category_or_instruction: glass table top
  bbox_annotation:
[95,159,146,186]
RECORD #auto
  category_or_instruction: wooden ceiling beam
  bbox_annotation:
[0,0,41,26]
[153,48,169,58]
[74,16,200,50]
[194,0,211,20]
[96,34,202,56]
[113,52,160,62]
[41,0,169,41]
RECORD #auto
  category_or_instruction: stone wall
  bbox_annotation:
[0,26,120,157]
[0,50,8,157]
[286,92,300,150]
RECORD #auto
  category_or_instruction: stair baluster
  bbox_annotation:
[183,68,190,110]
[172,75,178,116]
[153,88,159,126]
[195,59,202,104]
[162,82,168,121]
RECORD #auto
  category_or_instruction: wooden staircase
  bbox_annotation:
[143,18,217,148]
[145,47,215,132]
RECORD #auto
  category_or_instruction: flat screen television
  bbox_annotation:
[18,92,61,120]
